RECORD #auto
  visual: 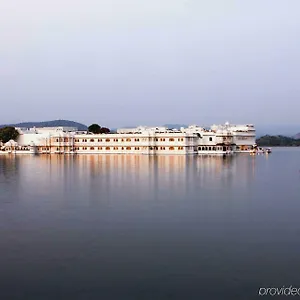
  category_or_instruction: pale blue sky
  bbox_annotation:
[1,0,300,128]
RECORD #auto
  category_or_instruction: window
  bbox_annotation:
[90,139,94,142]
[126,138,131,142]
[209,147,211,151]
[105,147,110,150]
[135,147,140,150]
[126,147,131,150]
[90,147,94,150]
[114,139,118,142]
[56,139,59,142]
[105,139,110,142]
[98,147,102,150]
[169,138,175,142]
[169,147,174,150]
[135,138,139,142]
[209,137,213,141]
[98,139,102,142]
[114,147,118,150]
[160,138,165,141]
[155,138,158,141]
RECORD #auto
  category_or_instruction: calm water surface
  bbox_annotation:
[0,148,300,300]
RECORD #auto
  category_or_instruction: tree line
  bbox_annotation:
[256,135,300,147]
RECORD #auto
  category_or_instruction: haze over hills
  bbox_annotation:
[294,133,300,139]
[0,120,299,138]
[0,120,88,131]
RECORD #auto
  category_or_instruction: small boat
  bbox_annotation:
[265,148,272,154]
[250,146,272,155]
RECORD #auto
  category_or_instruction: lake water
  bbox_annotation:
[1,148,300,300]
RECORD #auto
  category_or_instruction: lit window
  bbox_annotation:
[106,147,110,150]
[169,138,174,142]
[169,147,174,150]
[106,139,110,142]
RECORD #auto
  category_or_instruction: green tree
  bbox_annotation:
[88,124,101,134]
[0,127,20,143]
[88,124,111,134]
[99,127,110,134]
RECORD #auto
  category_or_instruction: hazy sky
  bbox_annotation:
[1,0,300,127]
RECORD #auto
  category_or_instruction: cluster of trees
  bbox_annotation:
[0,127,20,144]
[256,135,300,147]
[88,124,110,134]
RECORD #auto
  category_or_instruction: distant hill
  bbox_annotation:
[294,133,300,139]
[163,124,188,129]
[256,135,300,146]
[0,120,88,131]
[256,124,300,137]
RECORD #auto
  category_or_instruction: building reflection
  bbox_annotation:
[0,153,265,205]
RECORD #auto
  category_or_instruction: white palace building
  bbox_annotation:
[1,122,256,155]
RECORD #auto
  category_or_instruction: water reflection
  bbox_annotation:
[1,150,300,300]
[0,154,260,207]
